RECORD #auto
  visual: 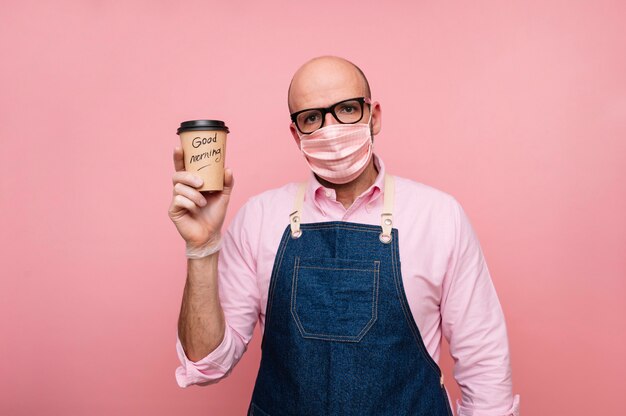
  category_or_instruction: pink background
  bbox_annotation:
[1,1,624,414]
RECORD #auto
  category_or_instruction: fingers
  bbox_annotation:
[169,170,205,219]
[223,168,234,194]
[173,146,185,172]
[170,194,201,216]
[173,182,207,207]
[172,171,203,188]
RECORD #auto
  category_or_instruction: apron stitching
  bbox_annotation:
[250,402,270,416]
[370,261,381,336]
[355,260,379,341]
[299,266,377,272]
[290,256,306,338]
[305,227,380,235]
[302,224,380,232]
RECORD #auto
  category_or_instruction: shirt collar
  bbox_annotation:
[306,153,386,210]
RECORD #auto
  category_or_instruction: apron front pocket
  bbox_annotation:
[291,256,380,342]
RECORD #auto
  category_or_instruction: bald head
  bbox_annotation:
[288,56,371,113]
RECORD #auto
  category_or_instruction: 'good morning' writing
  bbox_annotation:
[189,133,222,165]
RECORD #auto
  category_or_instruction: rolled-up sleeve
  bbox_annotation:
[175,325,247,387]
[175,198,262,387]
[441,198,520,415]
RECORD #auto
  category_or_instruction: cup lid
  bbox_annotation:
[177,120,229,135]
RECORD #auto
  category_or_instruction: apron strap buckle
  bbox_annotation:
[379,174,394,244]
[380,212,393,244]
[290,183,307,238]
[290,210,302,238]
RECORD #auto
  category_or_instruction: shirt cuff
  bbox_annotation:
[174,327,236,388]
[456,394,520,416]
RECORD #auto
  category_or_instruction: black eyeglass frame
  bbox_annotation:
[290,97,372,134]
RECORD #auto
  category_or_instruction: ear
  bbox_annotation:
[371,101,382,136]
[290,122,302,149]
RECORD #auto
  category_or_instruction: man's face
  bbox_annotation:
[288,59,381,146]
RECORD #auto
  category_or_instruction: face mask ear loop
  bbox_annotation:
[366,102,374,143]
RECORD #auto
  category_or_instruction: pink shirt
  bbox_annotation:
[175,154,520,415]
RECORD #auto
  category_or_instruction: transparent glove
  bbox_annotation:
[185,235,222,259]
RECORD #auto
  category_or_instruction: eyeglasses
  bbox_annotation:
[290,97,372,134]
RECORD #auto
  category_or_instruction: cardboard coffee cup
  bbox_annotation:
[177,120,229,192]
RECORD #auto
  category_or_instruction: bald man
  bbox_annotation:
[169,56,520,415]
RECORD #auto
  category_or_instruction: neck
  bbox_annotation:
[316,158,379,210]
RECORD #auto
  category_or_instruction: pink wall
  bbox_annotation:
[1,1,624,414]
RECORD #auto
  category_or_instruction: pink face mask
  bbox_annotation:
[297,111,374,185]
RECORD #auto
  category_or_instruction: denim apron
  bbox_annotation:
[248,175,453,416]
